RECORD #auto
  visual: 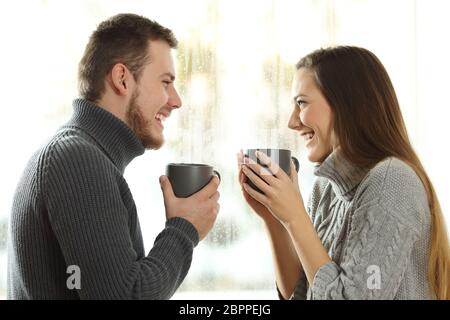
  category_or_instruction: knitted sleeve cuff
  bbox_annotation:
[310,261,340,299]
[165,217,200,247]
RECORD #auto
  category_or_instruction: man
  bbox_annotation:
[7,13,220,299]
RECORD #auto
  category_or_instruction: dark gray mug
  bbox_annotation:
[166,163,221,198]
[244,148,299,193]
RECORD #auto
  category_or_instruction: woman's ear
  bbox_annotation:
[109,63,131,96]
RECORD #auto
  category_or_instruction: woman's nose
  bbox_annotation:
[288,109,301,130]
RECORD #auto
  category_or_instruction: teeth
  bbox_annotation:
[303,132,314,140]
[155,113,167,122]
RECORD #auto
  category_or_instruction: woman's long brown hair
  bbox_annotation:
[296,46,450,299]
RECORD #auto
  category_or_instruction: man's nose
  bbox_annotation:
[168,87,182,109]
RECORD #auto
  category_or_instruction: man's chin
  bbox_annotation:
[141,134,164,150]
[146,141,164,150]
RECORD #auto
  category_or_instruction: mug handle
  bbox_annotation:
[213,170,221,182]
[291,156,300,173]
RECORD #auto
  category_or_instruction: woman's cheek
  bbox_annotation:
[299,109,309,126]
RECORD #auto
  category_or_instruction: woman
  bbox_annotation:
[237,46,450,299]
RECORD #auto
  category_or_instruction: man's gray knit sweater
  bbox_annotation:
[7,98,199,299]
[290,151,434,299]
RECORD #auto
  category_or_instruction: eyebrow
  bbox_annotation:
[160,72,175,81]
[293,94,309,101]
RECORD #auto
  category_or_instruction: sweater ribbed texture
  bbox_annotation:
[290,151,433,300]
[7,98,199,299]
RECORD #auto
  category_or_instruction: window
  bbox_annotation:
[1,0,449,299]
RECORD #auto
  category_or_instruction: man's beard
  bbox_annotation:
[126,89,164,150]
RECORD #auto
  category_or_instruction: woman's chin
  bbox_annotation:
[306,147,330,163]
[307,154,320,163]
[306,149,318,162]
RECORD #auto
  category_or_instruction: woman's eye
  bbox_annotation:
[296,100,307,108]
[163,81,171,87]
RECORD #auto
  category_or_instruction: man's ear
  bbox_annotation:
[109,63,132,96]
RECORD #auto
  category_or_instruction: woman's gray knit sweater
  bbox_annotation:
[291,151,434,299]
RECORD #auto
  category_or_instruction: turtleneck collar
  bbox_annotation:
[63,98,145,173]
[314,150,370,201]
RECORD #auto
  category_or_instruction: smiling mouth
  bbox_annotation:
[154,112,168,128]
[301,131,315,142]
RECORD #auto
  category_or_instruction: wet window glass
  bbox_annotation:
[1,0,449,299]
